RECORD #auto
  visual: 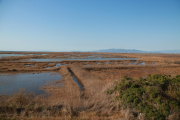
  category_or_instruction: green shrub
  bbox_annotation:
[107,74,180,120]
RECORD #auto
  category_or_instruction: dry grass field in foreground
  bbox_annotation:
[0,52,180,119]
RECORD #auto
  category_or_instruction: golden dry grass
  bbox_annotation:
[1,52,180,119]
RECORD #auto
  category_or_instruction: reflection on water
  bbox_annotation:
[104,62,109,64]
[138,62,146,65]
[0,72,62,95]
[68,70,84,91]
[55,63,62,68]
[26,57,139,62]
[45,67,53,69]
[71,75,84,91]
[0,54,48,58]
[24,64,36,67]
[0,54,24,58]
[44,63,70,69]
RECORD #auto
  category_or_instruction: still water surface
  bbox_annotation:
[0,54,48,58]
[27,57,139,62]
[0,72,62,95]
[0,54,24,58]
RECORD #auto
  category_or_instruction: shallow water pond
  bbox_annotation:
[0,72,62,95]
[26,57,139,62]
[0,54,48,58]
[0,54,25,58]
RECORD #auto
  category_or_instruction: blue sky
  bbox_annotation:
[0,0,180,51]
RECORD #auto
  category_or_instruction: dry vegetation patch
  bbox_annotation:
[1,52,180,119]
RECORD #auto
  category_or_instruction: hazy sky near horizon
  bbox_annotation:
[0,0,180,51]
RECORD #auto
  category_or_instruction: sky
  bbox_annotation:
[0,0,180,52]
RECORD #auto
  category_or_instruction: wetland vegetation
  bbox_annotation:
[0,52,180,119]
[107,74,180,120]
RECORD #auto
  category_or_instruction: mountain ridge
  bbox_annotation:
[92,49,180,53]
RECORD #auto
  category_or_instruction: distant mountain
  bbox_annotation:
[92,49,180,54]
[92,49,146,53]
[153,50,180,54]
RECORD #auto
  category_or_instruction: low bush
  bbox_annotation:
[107,74,180,120]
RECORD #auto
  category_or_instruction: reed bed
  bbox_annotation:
[82,64,180,70]
[1,52,180,119]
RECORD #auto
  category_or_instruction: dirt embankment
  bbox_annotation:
[42,66,83,109]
